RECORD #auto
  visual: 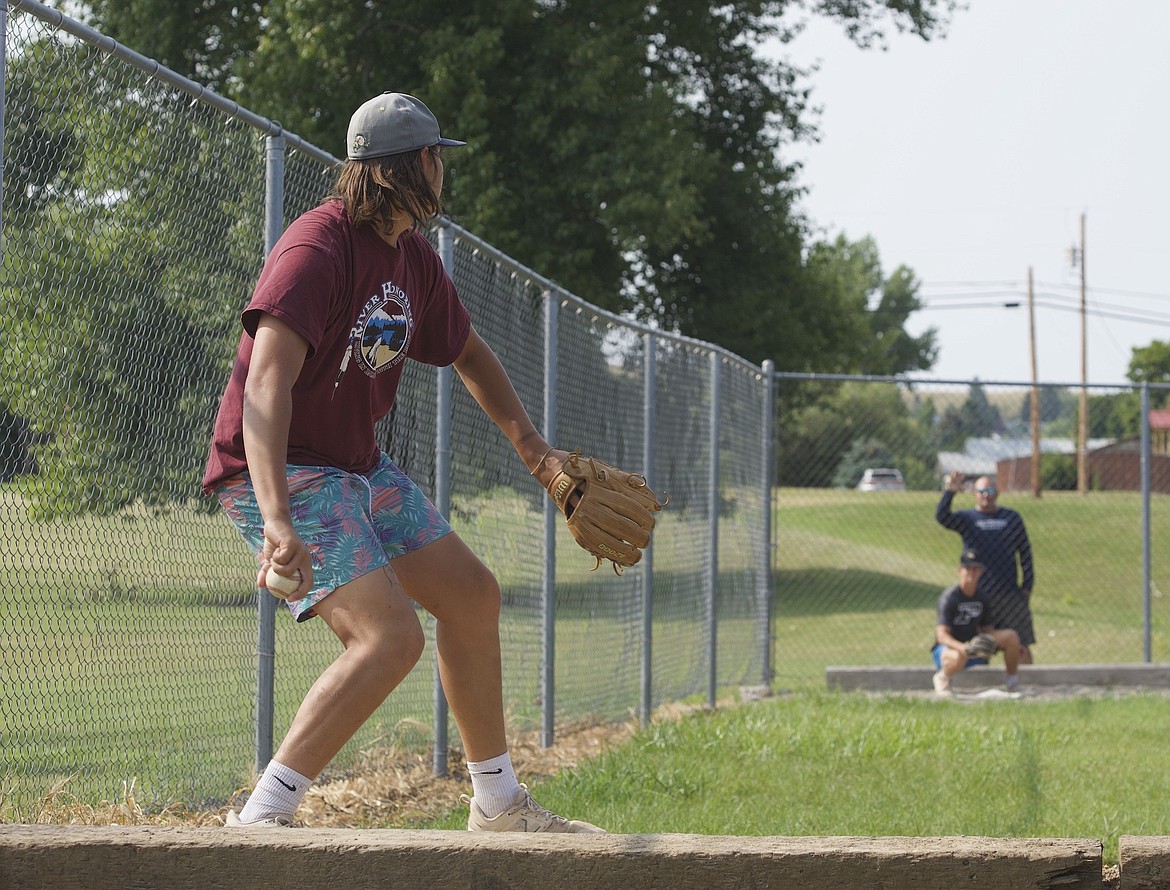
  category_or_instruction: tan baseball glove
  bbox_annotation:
[965,632,998,660]
[544,451,666,574]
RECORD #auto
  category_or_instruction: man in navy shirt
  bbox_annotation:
[937,470,1036,663]
[933,549,1022,695]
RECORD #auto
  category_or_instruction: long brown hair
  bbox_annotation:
[333,146,442,235]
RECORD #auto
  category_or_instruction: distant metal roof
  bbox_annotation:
[936,452,996,476]
[937,436,1114,476]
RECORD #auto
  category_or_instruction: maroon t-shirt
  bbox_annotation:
[203,200,471,492]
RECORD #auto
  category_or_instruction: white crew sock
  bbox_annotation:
[467,752,522,818]
[1006,674,1020,688]
[238,760,313,823]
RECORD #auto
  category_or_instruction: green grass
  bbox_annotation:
[3,482,1169,826]
[0,486,758,814]
[419,690,1170,865]
[772,487,1170,685]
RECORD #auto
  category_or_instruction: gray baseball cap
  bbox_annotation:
[346,92,466,160]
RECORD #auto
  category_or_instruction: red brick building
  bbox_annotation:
[996,410,1170,494]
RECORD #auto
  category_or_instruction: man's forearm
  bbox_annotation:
[935,490,957,526]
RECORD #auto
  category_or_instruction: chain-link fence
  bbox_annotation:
[0,0,770,815]
[771,373,1170,688]
[5,0,1169,822]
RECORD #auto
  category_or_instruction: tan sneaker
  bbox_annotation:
[932,670,952,696]
[463,784,606,833]
[225,809,298,828]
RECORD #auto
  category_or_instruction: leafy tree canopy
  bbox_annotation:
[1018,387,1072,427]
[933,381,1004,452]
[779,380,938,489]
[800,234,937,374]
[1,39,264,517]
[83,0,957,371]
[831,436,894,488]
[6,0,964,518]
[1088,392,1140,440]
[1077,339,1170,443]
[1127,340,1170,386]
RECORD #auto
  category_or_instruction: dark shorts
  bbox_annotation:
[987,589,1036,646]
[215,453,452,621]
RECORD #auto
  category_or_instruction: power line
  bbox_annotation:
[1033,301,1170,326]
[1043,283,1170,301]
[918,289,1170,325]
[915,297,1170,327]
[924,280,1024,288]
[924,280,1170,301]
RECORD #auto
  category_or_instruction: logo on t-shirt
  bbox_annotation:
[954,600,984,625]
[974,516,1008,531]
[351,282,414,377]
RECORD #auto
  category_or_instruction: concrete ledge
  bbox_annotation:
[826,663,1170,692]
[0,826,1104,889]
[1119,836,1170,889]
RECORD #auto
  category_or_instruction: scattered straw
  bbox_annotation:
[15,711,678,828]
[296,714,642,828]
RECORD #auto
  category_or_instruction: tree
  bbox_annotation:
[867,265,938,374]
[1073,340,1170,443]
[84,0,266,92]
[933,381,1003,452]
[1018,387,1070,428]
[0,39,261,517]
[832,436,893,488]
[1088,392,1140,440]
[38,0,960,515]
[798,235,880,373]
[193,0,715,314]
[962,381,1003,436]
[778,381,937,489]
[1040,454,1077,491]
[84,0,958,370]
[800,234,937,374]
[1128,340,1170,387]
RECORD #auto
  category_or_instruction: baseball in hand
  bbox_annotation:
[264,566,301,600]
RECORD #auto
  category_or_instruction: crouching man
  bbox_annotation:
[931,548,1021,695]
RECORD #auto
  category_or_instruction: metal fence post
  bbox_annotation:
[1141,384,1152,663]
[1,2,8,252]
[707,352,720,708]
[255,133,285,773]
[541,290,559,748]
[433,221,455,775]
[640,333,657,725]
[760,359,775,687]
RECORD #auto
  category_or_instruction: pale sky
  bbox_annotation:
[777,0,1170,386]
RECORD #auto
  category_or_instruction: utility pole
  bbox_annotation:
[1076,212,1088,494]
[1028,267,1041,498]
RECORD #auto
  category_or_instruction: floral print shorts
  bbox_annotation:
[215,453,452,622]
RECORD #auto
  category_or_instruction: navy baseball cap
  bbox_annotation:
[960,549,985,569]
[346,92,466,160]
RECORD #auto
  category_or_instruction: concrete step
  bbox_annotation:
[1119,836,1170,889]
[0,825,1104,889]
[826,663,1170,692]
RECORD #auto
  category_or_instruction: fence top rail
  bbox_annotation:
[443,219,769,380]
[7,0,340,167]
[772,370,1161,391]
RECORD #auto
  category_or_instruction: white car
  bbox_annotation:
[856,468,906,492]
